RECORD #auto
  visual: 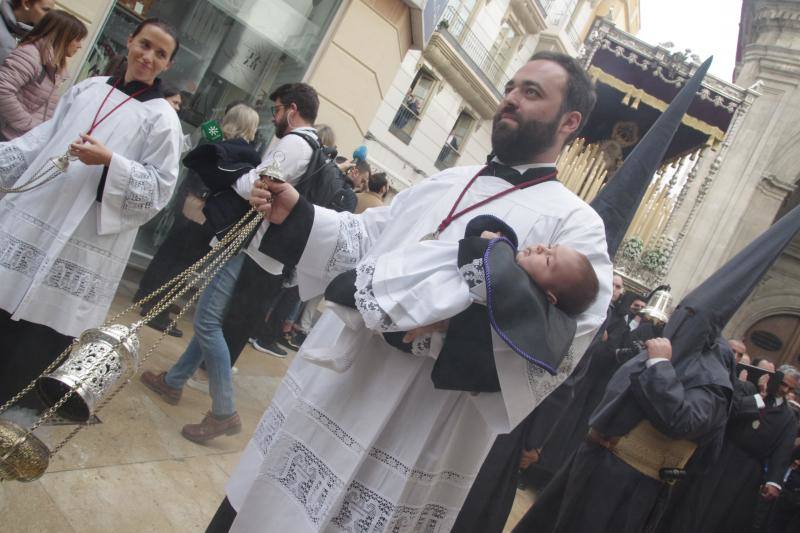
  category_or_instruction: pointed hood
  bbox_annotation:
[591,57,713,256]
[665,203,800,360]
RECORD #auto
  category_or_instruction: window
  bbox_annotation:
[488,16,523,83]
[389,69,437,143]
[435,111,476,170]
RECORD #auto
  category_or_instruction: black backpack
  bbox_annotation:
[288,131,356,213]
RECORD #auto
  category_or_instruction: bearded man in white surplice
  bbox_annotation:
[205,51,612,533]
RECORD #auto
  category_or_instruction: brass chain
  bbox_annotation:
[47,211,262,456]
[0,209,259,416]
[3,209,263,461]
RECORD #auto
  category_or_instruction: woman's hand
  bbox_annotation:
[69,134,113,166]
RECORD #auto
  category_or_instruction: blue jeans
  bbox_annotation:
[164,253,244,417]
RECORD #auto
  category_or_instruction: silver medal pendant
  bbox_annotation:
[420,231,439,241]
[752,420,760,430]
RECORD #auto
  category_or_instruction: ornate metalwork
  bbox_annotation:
[38,325,140,423]
[0,420,49,482]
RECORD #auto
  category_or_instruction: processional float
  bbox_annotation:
[0,154,286,482]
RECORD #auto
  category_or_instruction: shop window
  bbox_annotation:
[435,111,476,170]
[78,0,343,263]
[389,69,437,144]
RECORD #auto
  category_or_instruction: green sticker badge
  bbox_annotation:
[200,119,223,142]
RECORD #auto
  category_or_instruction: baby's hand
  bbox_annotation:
[480,230,502,239]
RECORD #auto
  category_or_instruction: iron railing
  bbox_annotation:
[435,143,461,170]
[436,7,513,93]
[389,101,423,142]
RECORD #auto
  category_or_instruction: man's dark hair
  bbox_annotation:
[334,155,348,164]
[529,51,596,143]
[368,172,388,193]
[556,253,599,316]
[269,83,319,123]
[354,159,371,177]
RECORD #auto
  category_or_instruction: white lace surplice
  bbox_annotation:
[0,77,181,336]
[226,167,612,532]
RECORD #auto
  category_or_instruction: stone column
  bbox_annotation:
[662,0,800,299]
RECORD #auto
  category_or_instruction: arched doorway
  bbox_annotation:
[743,314,800,366]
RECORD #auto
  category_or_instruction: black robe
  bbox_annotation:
[452,304,625,533]
[528,316,661,483]
[513,342,733,533]
[658,380,798,533]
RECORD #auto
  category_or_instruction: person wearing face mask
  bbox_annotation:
[0,9,86,140]
[0,18,182,410]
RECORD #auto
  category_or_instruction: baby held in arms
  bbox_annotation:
[314,215,598,381]
[484,230,597,316]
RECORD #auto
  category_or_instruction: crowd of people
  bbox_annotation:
[0,12,798,533]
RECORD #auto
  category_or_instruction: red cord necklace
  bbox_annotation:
[420,166,557,240]
[86,78,150,136]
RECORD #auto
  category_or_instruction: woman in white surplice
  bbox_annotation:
[0,19,182,407]
[216,54,614,533]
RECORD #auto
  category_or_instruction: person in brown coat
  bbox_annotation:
[0,9,85,139]
[355,170,388,213]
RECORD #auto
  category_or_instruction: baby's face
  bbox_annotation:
[516,244,583,297]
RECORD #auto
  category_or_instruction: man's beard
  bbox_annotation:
[491,110,560,165]
[274,115,289,138]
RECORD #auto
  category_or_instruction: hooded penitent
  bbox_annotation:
[591,202,800,466]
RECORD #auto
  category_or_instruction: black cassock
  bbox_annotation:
[450,305,653,533]
[512,341,733,533]
[526,311,660,485]
[658,379,798,533]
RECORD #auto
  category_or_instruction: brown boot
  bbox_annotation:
[140,370,182,405]
[181,412,241,443]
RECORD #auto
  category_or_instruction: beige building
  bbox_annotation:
[665,0,800,367]
[362,0,639,191]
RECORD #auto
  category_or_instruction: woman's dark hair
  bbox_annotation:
[131,18,180,60]
[161,80,180,98]
[20,10,87,71]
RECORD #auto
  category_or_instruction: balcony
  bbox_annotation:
[422,7,514,119]
[535,0,584,55]
[509,0,550,35]
[388,101,423,144]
